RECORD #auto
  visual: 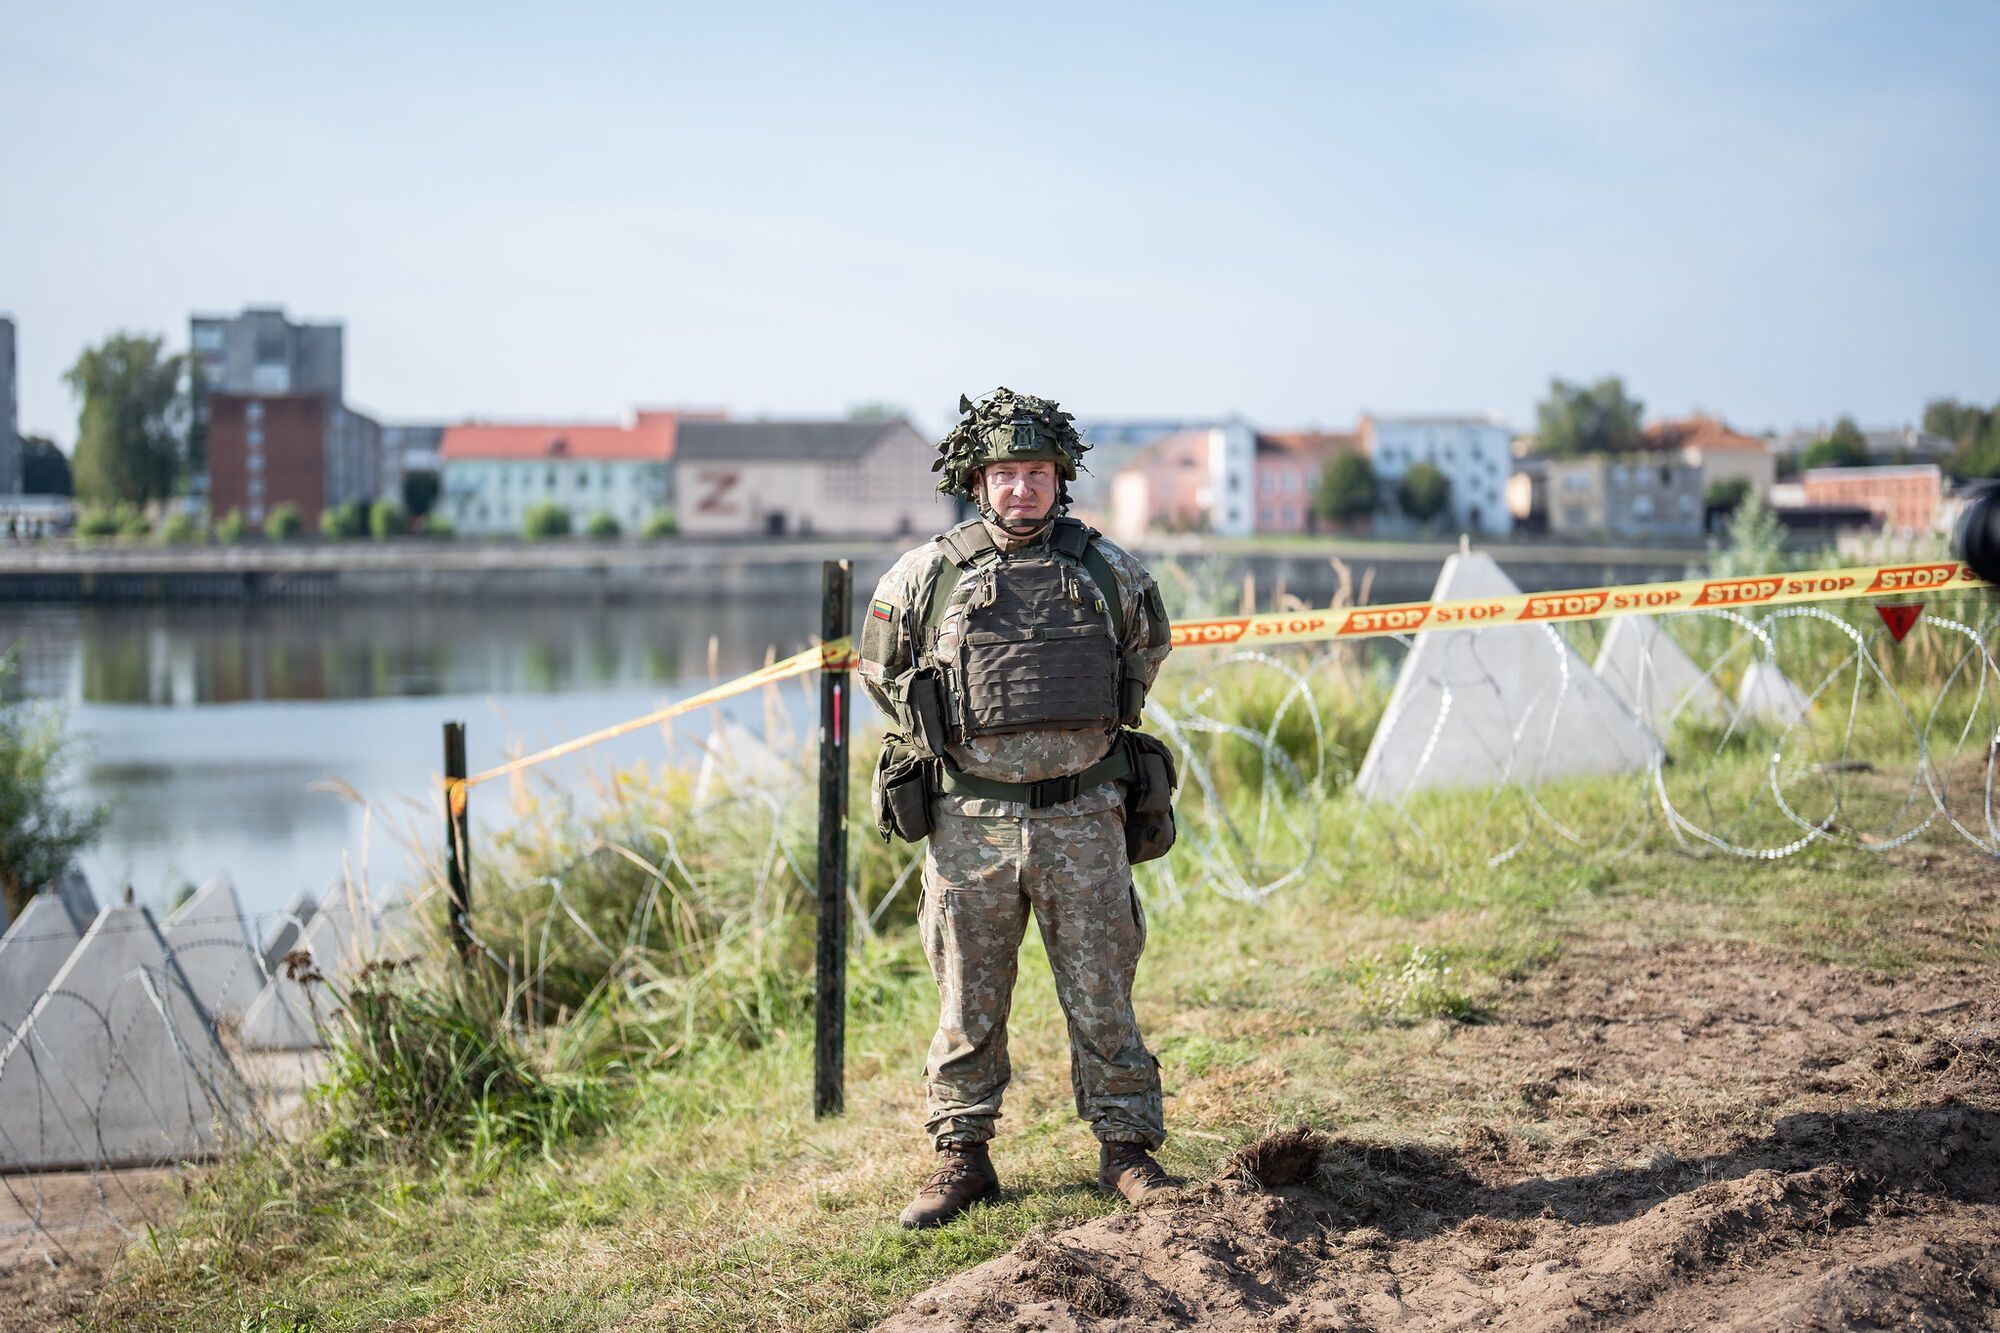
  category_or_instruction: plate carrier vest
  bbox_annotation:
[919,516,1127,744]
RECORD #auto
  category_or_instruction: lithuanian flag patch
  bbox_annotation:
[870,599,897,622]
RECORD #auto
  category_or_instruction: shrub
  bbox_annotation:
[215,509,249,543]
[642,512,678,539]
[0,655,108,922]
[317,963,617,1161]
[584,511,621,539]
[265,504,304,540]
[420,515,455,539]
[320,502,367,539]
[522,502,571,540]
[74,506,124,539]
[160,511,202,545]
[368,500,406,540]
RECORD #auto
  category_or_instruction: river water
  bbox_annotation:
[1,599,856,920]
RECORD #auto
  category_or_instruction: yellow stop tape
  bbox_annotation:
[1168,559,1988,649]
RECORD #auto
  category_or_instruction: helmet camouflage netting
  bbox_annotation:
[931,387,1090,504]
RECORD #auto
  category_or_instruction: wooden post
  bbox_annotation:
[443,720,472,960]
[814,559,853,1118]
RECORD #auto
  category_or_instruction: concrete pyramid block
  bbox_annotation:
[0,896,93,1039]
[163,876,265,1027]
[1355,552,1659,799]
[1737,658,1811,726]
[238,882,362,1052]
[51,862,98,931]
[1594,615,1729,733]
[0,905,252,1171]
[258,891,318,977]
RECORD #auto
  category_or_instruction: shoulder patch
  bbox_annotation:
[869,598,897,622]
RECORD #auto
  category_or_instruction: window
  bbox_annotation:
[246,401,264,424]
[248,427,263,447]
[247,454,263,473]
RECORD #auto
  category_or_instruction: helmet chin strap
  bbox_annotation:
[976,494,1056,539]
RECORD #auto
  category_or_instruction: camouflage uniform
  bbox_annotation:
[861,524,1172,1149]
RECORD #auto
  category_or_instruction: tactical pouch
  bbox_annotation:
[873,736,938,844]
[897,668,952,755]
[1118,651,1152,726]
[1119,729,1179,864]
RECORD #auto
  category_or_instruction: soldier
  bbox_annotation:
[859,388,1180,1230]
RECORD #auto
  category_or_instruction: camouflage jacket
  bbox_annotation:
[860,520,1172,818]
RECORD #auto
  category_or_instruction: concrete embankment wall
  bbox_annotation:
[0,537,1709,606]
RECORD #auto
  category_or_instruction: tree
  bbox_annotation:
[642,512,678,539]
[65,334,190,506]
[320,502,367,539]
[265,503,303,540]
[368,500,406,539]
[401,470,441,519]
[1398,462,1452,524]
[1533,376,1644,457]
[1705,478,1751,518]
[584,511,621,538]
[1801,416,1868,470]
[0,655,108,922]
[1924,397,2000,480]
[20,436,72,495]
[522,501,571,540]
[1313,453,1378,529]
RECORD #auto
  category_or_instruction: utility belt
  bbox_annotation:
[872,728,1178,864]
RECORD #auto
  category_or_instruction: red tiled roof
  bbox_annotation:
[1642,415,1768,454]
[439,410,715,461]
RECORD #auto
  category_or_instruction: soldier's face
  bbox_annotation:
[981,461,1057,524]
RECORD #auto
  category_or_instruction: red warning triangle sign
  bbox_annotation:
[1875,602,1922,643]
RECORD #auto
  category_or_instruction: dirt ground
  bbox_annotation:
[0,1167,179,1331]
[883,942,2000,1331]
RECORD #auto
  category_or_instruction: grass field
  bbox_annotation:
[67,727,1996,1330]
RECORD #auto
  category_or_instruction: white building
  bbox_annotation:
[439,412,687,536]
[1360,413,1515,535]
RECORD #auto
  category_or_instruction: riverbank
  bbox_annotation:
[0,534,1712,605]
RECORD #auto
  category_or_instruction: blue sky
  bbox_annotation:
[3,1,1995,446]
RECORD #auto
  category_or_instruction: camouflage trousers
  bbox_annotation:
[918,804,1165,1149]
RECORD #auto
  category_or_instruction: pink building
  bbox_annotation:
[1254,432,1354,534]
[1109,429,1214,541]
[1801,464,1943,535]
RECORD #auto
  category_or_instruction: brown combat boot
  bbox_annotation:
[1099,1140,1180,1205]
[899,1140,1001,1229]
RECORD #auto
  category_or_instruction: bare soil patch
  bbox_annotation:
[883,942,2000,1330]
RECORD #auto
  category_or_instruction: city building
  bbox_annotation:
[1253,431,1355,534]
[1104,420,1258,542]
[1359,413,1514,535]
[0,316,19,496]
[439,412,688,537]
[1069,417,1223,524]
[1640,415,1776,500]
[191,307,378,524]
[674,418,954,538]
[1800,464,1944,535]
[381,424,445,505]
[1545,454,1706,541]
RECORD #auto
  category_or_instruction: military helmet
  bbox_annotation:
[932,387,1089,503]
